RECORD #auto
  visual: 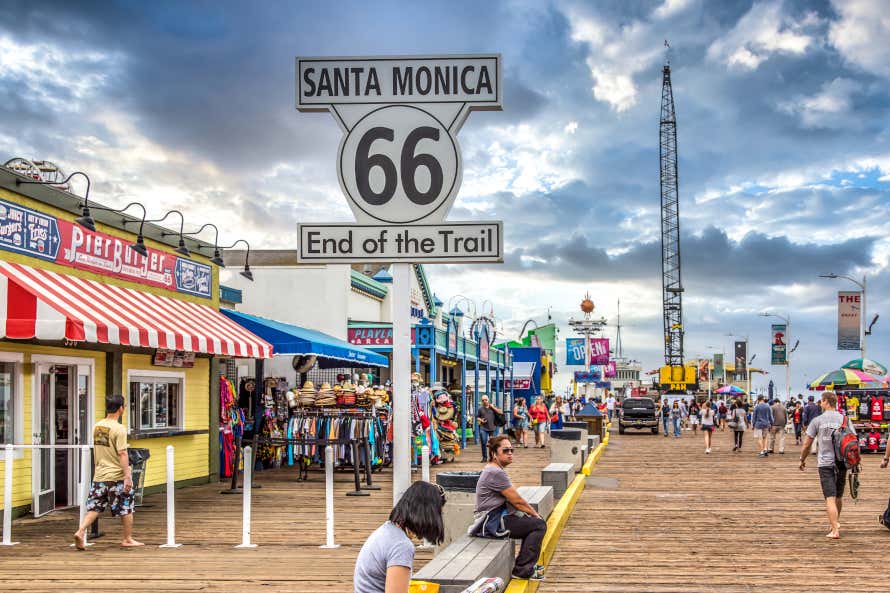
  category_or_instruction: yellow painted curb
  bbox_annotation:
[504,433,610,593]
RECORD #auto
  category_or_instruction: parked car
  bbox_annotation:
[618,397,659,434]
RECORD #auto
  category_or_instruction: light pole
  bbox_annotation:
[568,295,607,399]
[819,273,878,361]
[705,346,720,400]
[759,312,798,401]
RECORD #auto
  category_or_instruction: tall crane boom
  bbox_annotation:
[659,61,686,376]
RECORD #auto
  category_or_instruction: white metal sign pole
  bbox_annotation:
[392,263,413,505]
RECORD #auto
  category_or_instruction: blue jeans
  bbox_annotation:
[479,428,496,460]
[662,415,670,436]
[672,417,681,437]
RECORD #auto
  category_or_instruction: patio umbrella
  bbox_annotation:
[716,385,746,395]
[808,368,885,391]
[842,358,888,376]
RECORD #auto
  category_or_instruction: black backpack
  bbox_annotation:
[880,498,890,530]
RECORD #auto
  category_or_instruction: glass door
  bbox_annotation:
[72,366,92,507]
[32,364,55,517]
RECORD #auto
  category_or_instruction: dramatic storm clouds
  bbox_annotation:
[2,0,889,393]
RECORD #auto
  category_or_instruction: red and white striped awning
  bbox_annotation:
[0,261,272,358]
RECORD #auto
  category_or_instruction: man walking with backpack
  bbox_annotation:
[752,395,774,457]
[799,391,857,539]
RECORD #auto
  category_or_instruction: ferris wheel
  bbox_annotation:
[3,157,70,190]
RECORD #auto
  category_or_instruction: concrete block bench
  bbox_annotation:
[516,485,554,520]
[549,428,583,472]
[588,434,601,453]
[541,462,574,499]
[414,535,515,593]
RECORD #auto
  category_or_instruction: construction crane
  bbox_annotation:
[658,47,696,393]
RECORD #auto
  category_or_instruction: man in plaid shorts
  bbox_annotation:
[73,394,143,549]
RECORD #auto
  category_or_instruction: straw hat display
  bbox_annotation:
[337,381,357,406]
[315,382,336,407]
[297,380,317,406]
[372,387,389,406]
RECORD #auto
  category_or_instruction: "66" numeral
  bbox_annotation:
[355,126,444,206]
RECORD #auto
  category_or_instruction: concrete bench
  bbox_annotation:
[541,462,574,499]
[588,434,601,453]
[414,535,515,593]
[516,485,555,520]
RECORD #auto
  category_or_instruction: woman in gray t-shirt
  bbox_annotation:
[354,481,445,593]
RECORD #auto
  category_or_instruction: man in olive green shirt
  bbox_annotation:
[73,394,143,549]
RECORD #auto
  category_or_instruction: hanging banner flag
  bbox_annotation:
[771,324,788,365]
[713,353,724,380]
[565,338,586,366]
[603,360,617,378]
[837,291,862,351]
[590,338,610,365]
[734,341,747,374]
[698,359,709,382]
[574,369,601,383]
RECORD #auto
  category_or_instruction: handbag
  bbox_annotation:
[493,409,506,427]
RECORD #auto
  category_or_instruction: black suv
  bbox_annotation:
[618,397,658,434]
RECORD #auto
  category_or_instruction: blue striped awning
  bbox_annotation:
[220,309,388,367]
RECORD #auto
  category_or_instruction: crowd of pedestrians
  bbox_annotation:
[656,393,822,456]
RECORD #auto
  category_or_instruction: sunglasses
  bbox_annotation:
[499,448,515,454]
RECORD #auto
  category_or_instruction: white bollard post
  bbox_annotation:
[77,446,91,547]
[2,444,19,546]
[235,446,257,548]
[419,445,434,548]
[320,445,339,549]
[421,445,430,483]
[160,445,181,548]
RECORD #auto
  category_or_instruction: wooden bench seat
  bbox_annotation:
[414,535,515,593]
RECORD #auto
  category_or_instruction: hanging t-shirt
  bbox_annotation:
[871,397,883,421]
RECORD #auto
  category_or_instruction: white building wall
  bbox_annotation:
[348,289,383,322]
[222,265,351,339]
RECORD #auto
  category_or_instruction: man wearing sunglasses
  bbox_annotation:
[474,434,546,581]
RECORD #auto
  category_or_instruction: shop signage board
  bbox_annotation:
[509,378,532,390]
[771,323,787,365]
[347,327,416,346]
[837,291,861,350]
[296,53,504,505]
[0,197,212,299]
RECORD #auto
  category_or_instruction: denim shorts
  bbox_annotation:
[86,480,135,517]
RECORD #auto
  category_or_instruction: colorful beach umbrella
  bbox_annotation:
[842,358,888,376]
[716,385,746,395]
[808,368,885,390]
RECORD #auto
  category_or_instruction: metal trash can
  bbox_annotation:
[437,471,481,547]
[127,447,151,507]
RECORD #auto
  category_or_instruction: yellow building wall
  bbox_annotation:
[123,354,210,489]
[0,343,105,510]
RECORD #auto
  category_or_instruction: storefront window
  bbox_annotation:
[128,375,184,432]
[0,362,16,444]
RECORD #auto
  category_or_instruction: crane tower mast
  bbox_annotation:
[658,57,693,391]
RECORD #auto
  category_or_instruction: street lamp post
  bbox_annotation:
[819,273,877,361]
[759,312,798,401]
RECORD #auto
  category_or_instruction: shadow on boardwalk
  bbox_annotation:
[0,443,549,593]
[541,427,890,593]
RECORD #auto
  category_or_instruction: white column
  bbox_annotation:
[320,445,339,549]
[392,263,412,505]
[160,445,181,548]
[235,446,257,548]
[78,446,91,547]
[2,444,18,546]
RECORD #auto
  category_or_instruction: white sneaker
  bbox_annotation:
[705,448,710,454]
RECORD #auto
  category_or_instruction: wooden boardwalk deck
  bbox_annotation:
[0,443,549,593]
[541,426,890,593]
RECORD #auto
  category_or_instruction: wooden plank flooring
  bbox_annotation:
[541,426,890,593]
[0,443,549,593]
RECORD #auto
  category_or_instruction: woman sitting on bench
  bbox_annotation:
[474,434,547,581]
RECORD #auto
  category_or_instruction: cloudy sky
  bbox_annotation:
[2,0,889,395]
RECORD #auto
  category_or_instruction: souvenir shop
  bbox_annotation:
[0,165,272,517]
[838,390,890,453]
[348,315,512,452]
[216,309,394,481]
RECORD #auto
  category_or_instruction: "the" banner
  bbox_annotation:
[771,324,787,365]
[837,291,862,351]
